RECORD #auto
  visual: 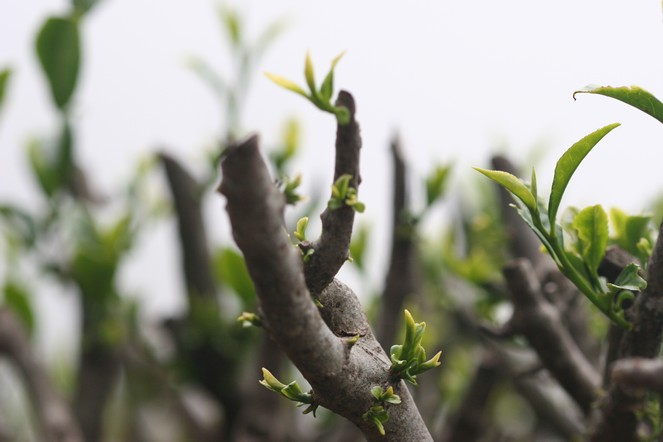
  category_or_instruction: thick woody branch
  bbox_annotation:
[501,259,600,414]
[303,91,362,296]
[611,358,663,392]
[0,308,82,442]
[160,152,217,300]
[218,135,433,441]
[377,137,418,351]
[218,134,344,376]
[590,222,663,442]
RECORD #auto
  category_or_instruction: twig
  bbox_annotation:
[302,91,362,296]
[376,136,418,352]
[611,357,663,392]
[500,259,600,414]
[0,308,82,442]
[160,152,217,300]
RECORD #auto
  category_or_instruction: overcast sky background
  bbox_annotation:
[2,0,663,359]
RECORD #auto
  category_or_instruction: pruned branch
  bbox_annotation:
[160,152,217,300]
[377,136,418,351]
[611,357,663,392]
[0,308,82,442]
[302,91,362,296]
[218,132,433,441]
[500,259,600,414]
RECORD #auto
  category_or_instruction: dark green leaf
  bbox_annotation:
[36,16,81,110]
[72,0,99,15]
[548,123,620,224]
[574,85,663,124]
[572,205,608,276]
[608,263,647,292]
[56,121,74,187]
[0,205,38,248]
[213,248,255,306]
[3,281,35,336]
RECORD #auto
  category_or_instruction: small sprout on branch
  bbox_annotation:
[390,310,442,385]
[294,216,309,242]
[343,334,360,348]
[302,248,315,263]
[259,368,319,417]
[371,386,402,405]
[280,174,304,205]
[328,174,365,213]
[363,405,389,436]
[363,386,401,437]
[237,311,262,328]
[266,51,350,125]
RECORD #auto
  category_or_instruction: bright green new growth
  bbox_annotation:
[266,51,351,125]
[294,216,309,242]
[237,311,262,328]
[259,368,319,416]
[362,386,402,436]
[476,123,645,329]
[389,310,442,385]
[328,174,365,213]
[280,173,304,205]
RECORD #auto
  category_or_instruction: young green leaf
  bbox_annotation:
[36,16,81,110]
[294,216,309,242]
[320,51,345,102]
[264,73,309,98]
[304,51,318,99]
[548,123,620,225]
[474,168,537,211]
[0,68,11,112]
[572,205,608,276]
[574,85,663,125]
[607,263,647,292]
[213,248,256,306]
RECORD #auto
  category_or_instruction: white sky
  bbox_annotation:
[1,0,663,358]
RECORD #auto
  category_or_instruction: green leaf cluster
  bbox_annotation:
[266,51,350,125]
[360,386,402,436]
[390,310,442,385]
[328,174,365,213]
[610,208,655,268]
[476,123,639,328]
[259,368,318,416]
[280,174,304,206]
